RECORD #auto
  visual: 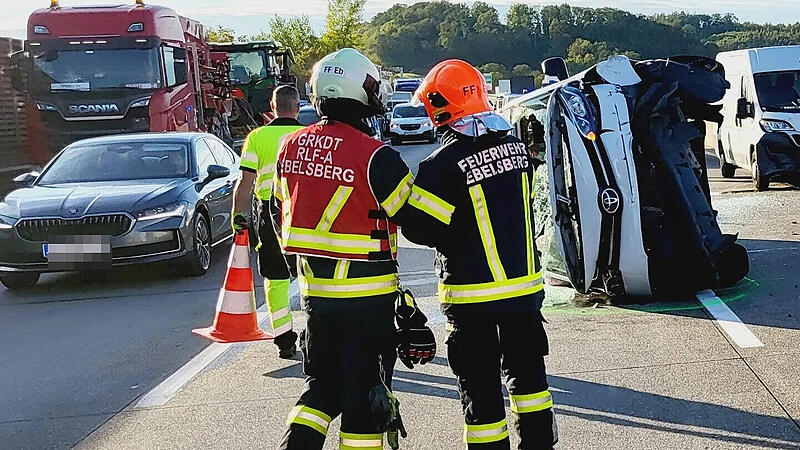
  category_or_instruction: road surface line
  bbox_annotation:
[697,289,763,348]
[136,282,299,409]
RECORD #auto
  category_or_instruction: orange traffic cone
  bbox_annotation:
[193,230,274,343]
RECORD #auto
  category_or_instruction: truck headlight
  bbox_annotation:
[135,202,186,221]
[760,120,795,133]
[130,97,151,108]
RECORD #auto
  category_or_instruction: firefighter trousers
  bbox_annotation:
[257,200,296,345]
[278,294,397,450]
[444,296,557,449]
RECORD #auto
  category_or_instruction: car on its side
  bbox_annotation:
[386,103,436,145]
[0,133,240,289]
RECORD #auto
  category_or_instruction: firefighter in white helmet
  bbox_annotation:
[272,48,435,449]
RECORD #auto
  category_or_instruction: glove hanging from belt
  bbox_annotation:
[232,213,249,232]
[395,289,436,369]
[369,355,407,450]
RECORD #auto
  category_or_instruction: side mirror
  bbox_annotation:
[9,50,32,93]
[736,97,754,119]
[204,164,230,183]
[13,171,39,186]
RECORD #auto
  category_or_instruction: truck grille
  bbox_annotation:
[400,124,421,131]
[16,214,133,242]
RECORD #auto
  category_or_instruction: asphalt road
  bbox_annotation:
[0,140,441,449]
[3,139,799,449]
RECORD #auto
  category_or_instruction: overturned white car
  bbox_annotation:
[506,55,749,298]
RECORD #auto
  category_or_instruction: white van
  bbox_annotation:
[716,46,800,190]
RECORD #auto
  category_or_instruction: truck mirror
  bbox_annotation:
[173,48,189,86]
[736,97,754,119]
[9,50,32,93]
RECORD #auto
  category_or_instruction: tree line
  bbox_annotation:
[212,1,800,87]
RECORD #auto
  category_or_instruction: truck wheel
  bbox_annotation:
[183,213,212,276]
[0,272,40,290]
[718,144,737,178]
[751,152,769,191]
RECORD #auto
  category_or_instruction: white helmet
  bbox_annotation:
[310,48,383,112]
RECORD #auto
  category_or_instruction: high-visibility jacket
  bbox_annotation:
[240,118,304,200]
[272,119,414,299]
[275,120,410,262]
[396,129,544,306]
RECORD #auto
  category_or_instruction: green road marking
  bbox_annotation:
[541,277,759,316]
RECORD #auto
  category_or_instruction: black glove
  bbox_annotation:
[232,213,249,232]
[368,384,407,449]
[395,289,436,369]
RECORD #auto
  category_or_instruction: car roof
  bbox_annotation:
[393,103,418,109]
[68,132,218,147]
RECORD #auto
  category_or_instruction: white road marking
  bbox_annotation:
[136,282,299,409]
[697,289,763,348]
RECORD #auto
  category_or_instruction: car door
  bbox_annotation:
[731,75,757,166]
[194,139,228,240]
[206,138,240,238]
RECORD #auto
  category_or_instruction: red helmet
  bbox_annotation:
[414,59,492,127]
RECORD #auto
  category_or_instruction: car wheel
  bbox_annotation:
[751,152,769,191]
[184,212,212,276]
[0,272,40,289]
[718,143,737,178]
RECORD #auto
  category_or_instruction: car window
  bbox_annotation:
[37,141,189,184]
[393,105,427,118]
[207,139,235,166]
[195,139,217,179]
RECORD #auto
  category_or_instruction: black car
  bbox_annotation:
[0,133,240,289]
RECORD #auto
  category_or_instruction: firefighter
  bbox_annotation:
[395,59,557,449]
[233,85,303,358]
[272,48,435,450]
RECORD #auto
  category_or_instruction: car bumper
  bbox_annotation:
[0,215,192,273]
[386,129,434,139]
[757,132,800,179]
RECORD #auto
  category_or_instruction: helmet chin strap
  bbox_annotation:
[448,111,513,137]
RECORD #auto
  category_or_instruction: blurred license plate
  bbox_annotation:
[45,235,112,270]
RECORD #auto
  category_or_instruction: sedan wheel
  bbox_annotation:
[183,213,212,276]
[0,272,40,290]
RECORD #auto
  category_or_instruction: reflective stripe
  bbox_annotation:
[521,172,534,275]
[299,273,399,298]
[283,227,382,255]
[274,176,285,201]
[408,185,455,224]
[334,260,350,279]
[510,390,554,413]
[469,184,506,281]
[317,186,353,232]
[270,306,290,321]
[216,290,256,314]
[258,163,277,176]
[464,418,509,444]
[380,171,414,217]
[340,432,383,449]
[287,405,331,436]
[273,321,293,336]
[241,150,258,167]
[439,273,543,304]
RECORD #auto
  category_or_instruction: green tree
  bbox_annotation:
[267,15,324,77]
[321,0,367,52]
[207,25,236,43]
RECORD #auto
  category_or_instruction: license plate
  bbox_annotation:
[45,235,112,270]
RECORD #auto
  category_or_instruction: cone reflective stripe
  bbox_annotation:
[193,230,273,343]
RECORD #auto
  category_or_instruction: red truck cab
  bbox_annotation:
[15,2,220,153]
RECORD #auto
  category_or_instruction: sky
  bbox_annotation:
[2,0,797,40]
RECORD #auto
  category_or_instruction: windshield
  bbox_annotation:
[393,105,427,118]
[754,71,800,111]
[229,51,268,84]
[38,142,189,184]
[298,108,320,126]
[391,92,412,102]
[33,48,161,91]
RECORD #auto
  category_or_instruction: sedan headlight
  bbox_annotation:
[0,214,16,229]
[390,123,400,129]
[760,119,795,133]
[135,202,186,221]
